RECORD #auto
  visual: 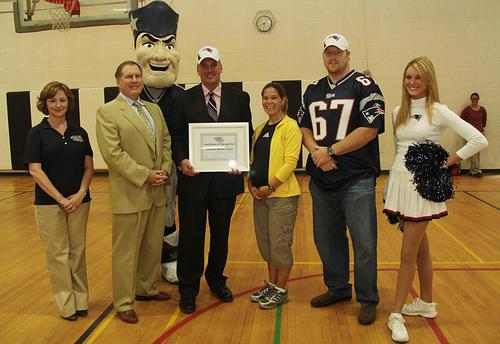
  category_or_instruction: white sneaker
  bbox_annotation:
[259,289,288,309]
[402,297,437,318]
[161,261,179,284]
[164,231,179,246]
[250,283,276,302]
[388,313,409,343]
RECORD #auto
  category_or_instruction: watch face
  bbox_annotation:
[257,15,272,32]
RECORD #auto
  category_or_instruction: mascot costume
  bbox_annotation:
[129,1,184,284]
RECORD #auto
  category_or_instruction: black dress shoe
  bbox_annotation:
[180,297,196,314]
[210,286,234,303]
[76,310,88,317]
[61,313,77,321]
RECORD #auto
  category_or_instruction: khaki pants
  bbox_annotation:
[112,205,165,311]
[35,202,90,317]
[253,196,298,268]
[469,152,481,175]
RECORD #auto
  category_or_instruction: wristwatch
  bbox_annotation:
[267,184,276,192]
[327,145,337,157]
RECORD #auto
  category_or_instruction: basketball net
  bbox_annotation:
[46,0,79,31]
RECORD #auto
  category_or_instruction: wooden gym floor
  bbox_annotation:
[0,173,499,344]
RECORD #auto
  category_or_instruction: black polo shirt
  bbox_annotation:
[24,118,93,205]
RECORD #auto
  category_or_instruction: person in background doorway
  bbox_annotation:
[460,92,487,177]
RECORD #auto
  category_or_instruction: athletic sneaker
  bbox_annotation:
[161,261,179,284]
[388,313,409,343]
[250,283,276,302]
[402,298,437,318]
[259,289,288,309]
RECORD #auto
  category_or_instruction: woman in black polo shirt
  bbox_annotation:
[24,81,93,321]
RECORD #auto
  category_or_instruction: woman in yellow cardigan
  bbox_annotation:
[248,82,302,309]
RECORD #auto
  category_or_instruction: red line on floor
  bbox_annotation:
[152,268,499,343]
[409,288,449,344]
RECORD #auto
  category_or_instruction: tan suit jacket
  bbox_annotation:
[96,95,172,214]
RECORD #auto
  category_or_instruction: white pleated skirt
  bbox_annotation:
[383,169,448,221]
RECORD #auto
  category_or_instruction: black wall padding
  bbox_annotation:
[67,88,80,126]
[104,87,119,103]
[7,92,32,170]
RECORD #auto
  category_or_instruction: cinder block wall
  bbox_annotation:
[1,0,498,170]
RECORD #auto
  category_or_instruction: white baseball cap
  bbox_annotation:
[323,33,349,51]
[197,46,220,64]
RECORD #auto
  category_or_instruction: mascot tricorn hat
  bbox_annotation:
[129,1,179,46]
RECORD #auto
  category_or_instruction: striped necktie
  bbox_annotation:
[207,91,218,121]
[132,101,156,144]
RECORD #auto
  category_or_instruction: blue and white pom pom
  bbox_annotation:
[404,140,454,202]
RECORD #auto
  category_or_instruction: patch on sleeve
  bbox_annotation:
[296,105,305,124]
[361,102,384,124]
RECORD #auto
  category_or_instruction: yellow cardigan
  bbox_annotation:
[251,115,302,198]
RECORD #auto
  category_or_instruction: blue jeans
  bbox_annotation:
[309,176,379,305]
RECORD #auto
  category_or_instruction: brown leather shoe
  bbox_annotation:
[358,304,377,325]
[116,310,138,324]
[310,291,351,308]
[135,291,171,301]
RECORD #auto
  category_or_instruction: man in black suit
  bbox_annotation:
[170,46,253,314]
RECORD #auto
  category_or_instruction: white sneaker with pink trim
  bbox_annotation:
[402,297,437,318]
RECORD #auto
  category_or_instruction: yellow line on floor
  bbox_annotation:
[84,312,115,344]
[164,307,181,330]
[433,221,485,263]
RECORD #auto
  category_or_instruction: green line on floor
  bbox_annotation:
[273,304,283,344]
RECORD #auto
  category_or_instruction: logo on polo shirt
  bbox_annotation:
[70,135,84,142]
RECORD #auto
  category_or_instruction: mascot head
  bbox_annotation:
[129,1,180,88]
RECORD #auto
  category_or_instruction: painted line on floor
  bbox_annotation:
[465,191,500,211]
[163,307,180,330]
[0,191,26,201]
[227,260,500,265]
[152,268,500,343]
[432,221,484,263]
[74,303,114,344]
[273,304,283,344]
[409,288,449,344]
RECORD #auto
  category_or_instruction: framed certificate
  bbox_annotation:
[188,122,250,172]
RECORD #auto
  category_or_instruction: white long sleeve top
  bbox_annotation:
[391,97,488,172]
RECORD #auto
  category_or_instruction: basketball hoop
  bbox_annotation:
[45,0,80,31]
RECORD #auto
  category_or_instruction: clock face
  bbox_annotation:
[256,15,273,32]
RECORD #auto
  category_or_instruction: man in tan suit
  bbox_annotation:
[96,60,172,324]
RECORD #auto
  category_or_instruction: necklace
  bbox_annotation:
[143,87,166,104]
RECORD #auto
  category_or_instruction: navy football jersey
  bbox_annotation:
[298,70,385,190]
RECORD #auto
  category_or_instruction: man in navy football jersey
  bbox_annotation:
[298,33,385,325]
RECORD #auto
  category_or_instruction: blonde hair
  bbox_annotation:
[395,56,440,130]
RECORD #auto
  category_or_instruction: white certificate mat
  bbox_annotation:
[188,122,250,172]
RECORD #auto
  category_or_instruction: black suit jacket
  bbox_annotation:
[171,83,253,200]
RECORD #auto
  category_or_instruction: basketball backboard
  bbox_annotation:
[13,0,138,32]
